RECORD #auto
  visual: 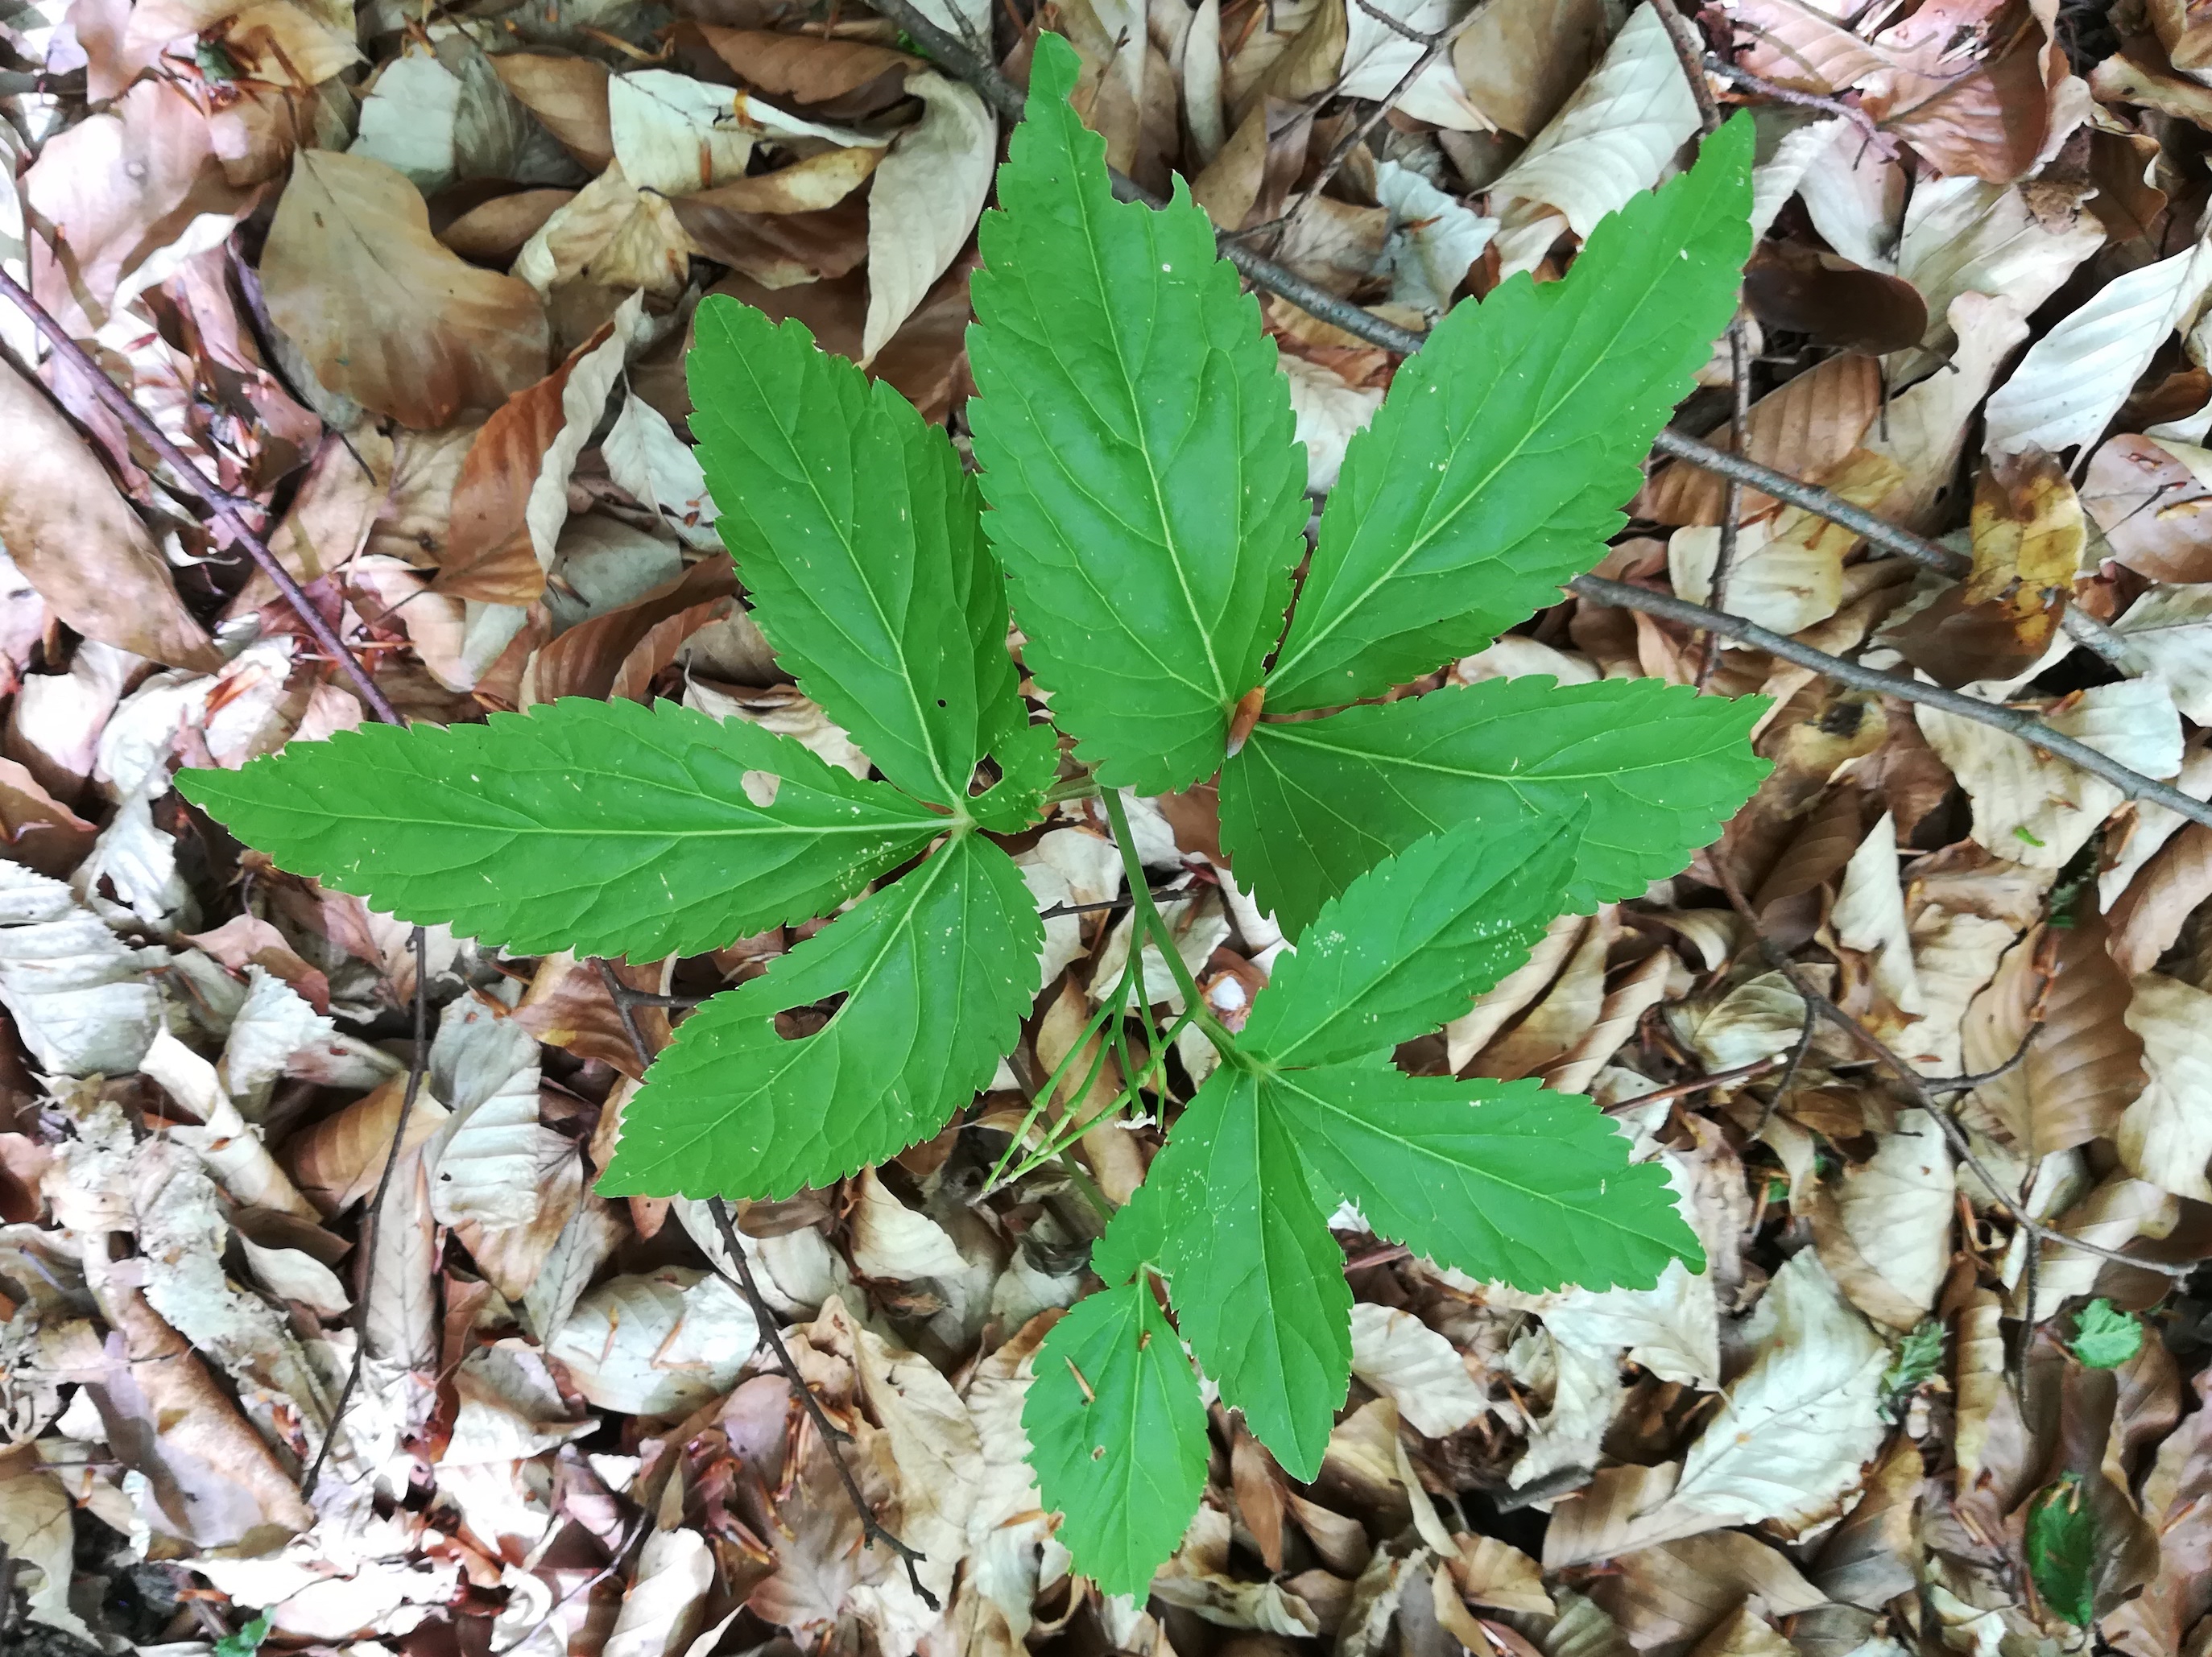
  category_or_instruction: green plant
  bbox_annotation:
[183,34,1766,1591]
[2068,1297,2144,1369]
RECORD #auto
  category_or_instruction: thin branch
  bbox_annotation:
[706,1196,940,1608]
[1604,1054,1782,1115]
[1921,1019,2045,1097]
[1280,10,1470,239]
[0,267,403,727]
[1652,0,1724,133]
[1700,320,1752,688]
[1570,575,2212,835]
[1701,54,1892,154]
[589,961,939,1608]
[301,926,429,1502]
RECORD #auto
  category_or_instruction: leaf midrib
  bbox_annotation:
[1252,717,1707,786]
[709,335,965,807]
[1064,172,1234,713]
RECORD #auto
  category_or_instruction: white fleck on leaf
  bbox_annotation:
[863,72,995,361]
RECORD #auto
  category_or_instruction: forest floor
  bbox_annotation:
[3,0,2212,1653]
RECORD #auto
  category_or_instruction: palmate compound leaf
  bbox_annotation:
[1260,114,1755,714]
[687,300,1037,815]
[1222,676,1770,937]
[180,697,945,959]
[1023,1273,1209,1599]
[1082,818,1701,1493]
[965,31,1309,795]
[597,831,1041,1200]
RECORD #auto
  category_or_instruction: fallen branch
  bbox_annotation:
[1570,575,2212,834]
[594,961,940,1609]
[0,267,402,729]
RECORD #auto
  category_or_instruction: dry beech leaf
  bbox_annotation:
[1587,1533,1824,1651]
[1917,679,2184,869]
[286,1072,450,1215]
[1985,233,2212,461]
[1638,354,1883,525]
[2116,973,2212,1204]
[263,149,550,428]
[690,25,920,107]
[545,1267,759,1415]
[1450,0,1609,138]
[1890,449,2085,688]
[1808,1107,1954,1330]
[1347,1305,1490,1438]
[862,72,995,361]
[0,362,220,671]
[1484,2,1701,277]
[1962,915,2141,1160]
[2082,433,2212,582]
[490,52,614,170]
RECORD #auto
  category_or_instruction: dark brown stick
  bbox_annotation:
[590,961,939,1608]
[0,267,402,727]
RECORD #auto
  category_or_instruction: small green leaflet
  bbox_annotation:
[598,833,1040,1200]
[215,1611,274,1657]
[1262,115,1755,713]
[180,698,944,959]
[1268,1065,1701,1291]
[687,301,1030,812]
[2024,1476,2097,1627]
[966,31,1309,795]
[2068,1299,2144,1370]
[1880,1318,1945,1418]
[1142,1066,1352,1480]
[1241,812,1581,1067]
[1023,1275,1209,1597]
[1223,676,1770,936]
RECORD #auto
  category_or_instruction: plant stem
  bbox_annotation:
[1098,789,1241,1064]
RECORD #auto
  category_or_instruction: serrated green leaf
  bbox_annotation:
[687,300,1027,809]
[597,833,1040,1199]
[1025,1275,1209,1597]
[1267,1065,1701,1291]
[2025,1476,2097,1627]
[2069,1299,2144,1370]
[968,718,1061,833]
[966,31,1308,793]
[1148,1068,1350,1478]
[180,699,943,960]
[1240,813,1581,1068]
[1262,116,1755,713]
[1223,676,1770,936]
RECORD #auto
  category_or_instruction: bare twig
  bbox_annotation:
[0,267,402,727]
[1701,54,1893,154]
[1570,575,2212,834]
[705,1197,940,1608]
[1700,320,1752,688]
[1652,0,1724,132]
[1922,1019,2045,1097]
[1604,1054,1783,1114]
[301,926,429,1502]
[589,961,938,1607]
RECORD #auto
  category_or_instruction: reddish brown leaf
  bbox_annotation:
[1962,915,2144,1159]
[490,52,615,171]
[523,554,737,705]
